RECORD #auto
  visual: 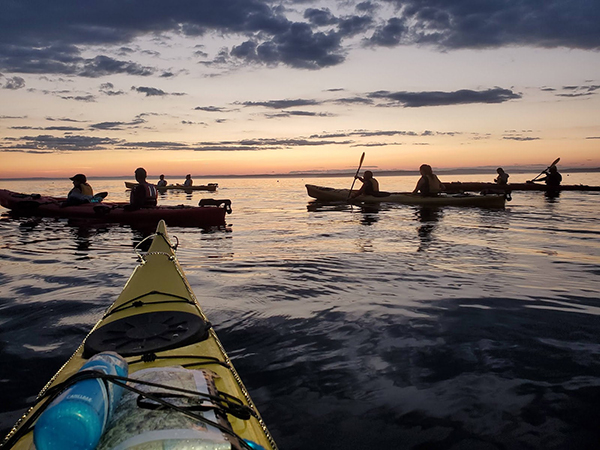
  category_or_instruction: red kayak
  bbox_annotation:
[0,189,230,228]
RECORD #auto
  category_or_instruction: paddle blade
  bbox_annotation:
[550,157,560,167]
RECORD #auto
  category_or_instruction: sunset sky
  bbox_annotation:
[1,0,599,178]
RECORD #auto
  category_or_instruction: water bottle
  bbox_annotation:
[34,352,128,450]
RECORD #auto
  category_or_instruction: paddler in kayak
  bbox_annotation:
[157,174,168,187]
[351,170,380,198]
[183,174,193,187]
[495,167,509,185]
[63,173,95,206]
[413,164,445,196]
[129,167,158,209]
[535,164,562,188]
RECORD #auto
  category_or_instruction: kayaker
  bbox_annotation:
[495,168,509,185]
[351,170,379,198]
[183,174,193,187]
[413,164,445,196]
[536,165,562,187]
[65,174,94,205]
[157,174,168,187]
[129,167,158,209]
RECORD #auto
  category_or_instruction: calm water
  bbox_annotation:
[1,173,599,450]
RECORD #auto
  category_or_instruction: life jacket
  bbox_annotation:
[131,183,158,207]
[143,183,158,206]
[81,183,94,196]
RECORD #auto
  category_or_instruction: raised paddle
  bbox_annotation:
[348,152,366,199]
[530,157,560,182]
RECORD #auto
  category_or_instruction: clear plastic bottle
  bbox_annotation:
[34,352,128,450]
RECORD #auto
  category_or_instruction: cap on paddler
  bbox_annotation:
[69,174,87,183]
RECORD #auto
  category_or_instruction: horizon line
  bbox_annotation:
[1,166,599,181]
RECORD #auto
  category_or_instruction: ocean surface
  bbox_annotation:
[1,173,599,450]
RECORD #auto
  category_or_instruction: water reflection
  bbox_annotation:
[544,190,560,202]
[359,204,380,226]
[306,201,351,212]
[414,206,442,252]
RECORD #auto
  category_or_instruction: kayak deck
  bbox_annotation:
[3,220,276,450]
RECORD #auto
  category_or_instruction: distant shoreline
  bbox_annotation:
[1,167,599,181]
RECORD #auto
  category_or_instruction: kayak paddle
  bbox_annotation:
[531,157,560,182]
[348,152,366,199]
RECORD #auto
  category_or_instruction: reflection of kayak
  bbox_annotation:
[125,182,218,191]
[2,220,277,450]
[0,189,229,228]
[443,182,600,192]
[306,184,507,207]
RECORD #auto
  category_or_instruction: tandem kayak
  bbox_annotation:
[125,182,218,192]
[306,184,507,207]
[0,189,230,228]
[443,181,600,193]
[2,220,277,450]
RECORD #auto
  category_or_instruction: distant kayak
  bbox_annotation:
[0,189,229,228]
[443,181,600,192]
[125,181,218,191]
[306,184,507,207]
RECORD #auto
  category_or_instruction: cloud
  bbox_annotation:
[264,110,335,118]
[89,118,146,130]
[120,141,189,149]
[131,86,186,97]
[230,23,345,69]
[194,106,228,112]
[503,136,540,141]
[0,0,598,76]
[1,135,121,152]
[502,130,540,141]
[304,8,338,26]
[232,88,520,113]
[379,0,600,50]
[46,117,87,123]
[79,56,155,77]
[99,82,125,96]
[59,94,96,102]
[238,98,321,109]
[10,126,84,131]
[552,84,600,98]
[365,17,407,47]
[368,88,522,107]
[2,76,25,89]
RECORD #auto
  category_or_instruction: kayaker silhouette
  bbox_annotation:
[128,168,158,210]
[351,170,380,198]
[536,165,562,188]
[157,174,168,187]
[413,164,445,196]
[63,174,106,207]
[495,168,509,185]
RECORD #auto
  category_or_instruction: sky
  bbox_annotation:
[1,0,599,178]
